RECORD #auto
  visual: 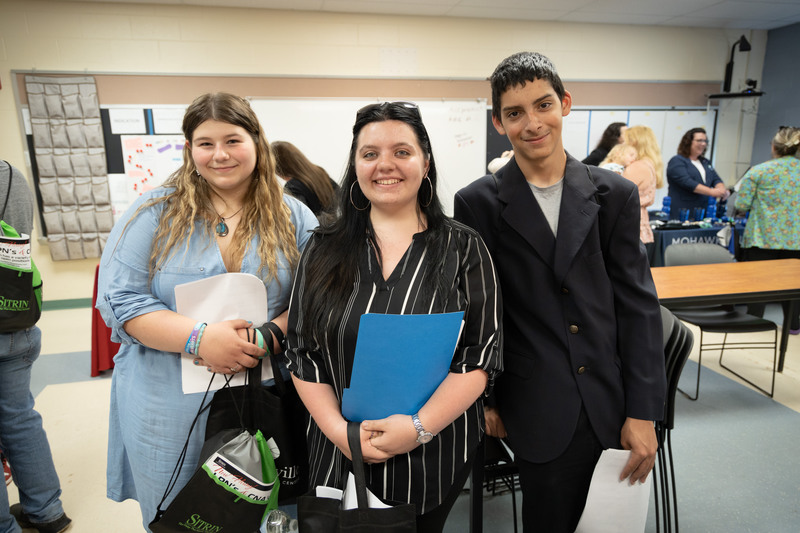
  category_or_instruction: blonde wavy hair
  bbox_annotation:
[600,143,636,167]
[773,126,800,157]
[134,92,299,281]
[624,125,664,187]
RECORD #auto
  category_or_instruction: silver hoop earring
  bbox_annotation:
[350,182,370,211]
[195,169,202,178]
[420,175,433,208]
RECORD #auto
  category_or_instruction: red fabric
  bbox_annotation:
[91,264,119,376]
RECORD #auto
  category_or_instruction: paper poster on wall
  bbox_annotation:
[152,106,187,134]
[120,134,185,205]
[108,108,147,134]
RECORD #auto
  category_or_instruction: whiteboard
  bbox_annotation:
[520,106,717,211]
[557,108,718,163]
[563,110,590,159]
[586,109,630,156]
[250,98,487,216]
[662,110,716,157]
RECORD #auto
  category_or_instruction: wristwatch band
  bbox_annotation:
[412,413,434,444]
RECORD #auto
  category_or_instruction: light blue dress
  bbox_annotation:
[96,187,318,530]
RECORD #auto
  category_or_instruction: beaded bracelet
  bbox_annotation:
[184,321,207,355]
[194,323,207,355]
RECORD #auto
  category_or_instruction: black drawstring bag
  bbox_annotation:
[204,329,310,504]
[149,374,280,533]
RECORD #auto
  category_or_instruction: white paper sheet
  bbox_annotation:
[315,486,343,500]
[574,449,652,533]
[310,472,392,509]
[174,272,270,394]
[342,472,390,510]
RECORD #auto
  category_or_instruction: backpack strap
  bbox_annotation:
[1,160,12,221]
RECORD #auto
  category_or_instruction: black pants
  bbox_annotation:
[515,407,604,533]
[740,247,800,330]
[416,447,477,533]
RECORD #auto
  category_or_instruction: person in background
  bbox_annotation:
[599,143,637,175]
[271,141,339,221]
[454,51,665,532]
[623,125,664,255]
[735,126,800,335]
[96,93,318,530]
[1,161,72,533]
[666,127,730,215]
[581,121,627,166]
[285,101,502,533]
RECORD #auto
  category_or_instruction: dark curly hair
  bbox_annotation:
[677,128,707,158]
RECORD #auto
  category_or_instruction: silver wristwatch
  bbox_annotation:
[412,413,434,444]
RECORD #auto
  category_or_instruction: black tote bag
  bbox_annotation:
[297,421,417,533]
[204,347,309,503]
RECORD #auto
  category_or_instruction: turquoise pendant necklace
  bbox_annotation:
[213,205,244,237]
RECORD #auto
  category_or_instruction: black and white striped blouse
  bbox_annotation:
[285,219,502,514]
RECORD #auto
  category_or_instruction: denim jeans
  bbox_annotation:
[0,326,65,533]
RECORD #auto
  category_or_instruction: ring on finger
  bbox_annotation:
[230,363,241,373]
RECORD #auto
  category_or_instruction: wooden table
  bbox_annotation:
[651,258,800,372]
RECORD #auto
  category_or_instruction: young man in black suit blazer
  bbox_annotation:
[454,52,666,532]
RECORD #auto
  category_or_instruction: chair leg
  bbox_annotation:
[509,475,518,533]
[666,429,679,533]
[469,439,485,533]
[659,433,672,533]
[718,329,778,398]
[678,329,703,401]
[653,462,662,533]
[655,423,674,532]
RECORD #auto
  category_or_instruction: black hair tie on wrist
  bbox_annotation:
[260,321,285,356]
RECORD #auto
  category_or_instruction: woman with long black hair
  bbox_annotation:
[284,101,502,533]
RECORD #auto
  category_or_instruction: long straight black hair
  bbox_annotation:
[297,102,450,342]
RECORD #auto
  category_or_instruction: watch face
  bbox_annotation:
[418,432,433,444]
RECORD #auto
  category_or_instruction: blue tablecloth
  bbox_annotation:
[651,224,744,267]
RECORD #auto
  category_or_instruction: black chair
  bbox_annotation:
[469,435,519,533]
[653,306,694,533]
[663,242,779,399]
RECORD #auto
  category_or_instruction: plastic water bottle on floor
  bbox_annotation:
[265,509,299,532]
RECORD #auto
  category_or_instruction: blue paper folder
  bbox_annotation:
[341,312,465,422]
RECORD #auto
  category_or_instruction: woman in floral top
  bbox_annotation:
[735,126,800,333]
